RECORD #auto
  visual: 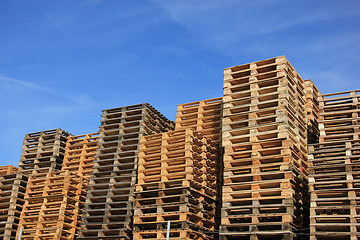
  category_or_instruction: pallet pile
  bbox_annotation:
[175,97,223,144]
[309,90,360,240]
[318,90,360,143]
[2,55,359,240]
[220,56,309,240]
[17,171,87,240]
[62,133,99,178]
[175,97,224,232]
[304,79,321,144]
[18,129,70,175]
[78,103,173,240]
[0,166,28,240]
[133,128,218,239]
[16,133,99,240]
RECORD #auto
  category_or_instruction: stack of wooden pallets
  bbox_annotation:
[305,79,321,144]
[17,171,87,240]
[318,90,360,143]
[78,103,173,240]
[18,129,70,175]
[220,56,309,240]
[5,56,360,240]
[309,90,360,240]
[16,133,99,240]
[175,97,224,234]
[0,166,28,240]
[62,133,99,178]
[133,128,218,239]
[175,97,223,144]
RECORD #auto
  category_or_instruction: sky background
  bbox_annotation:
[1,0,360,166]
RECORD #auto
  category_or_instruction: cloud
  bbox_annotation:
[0,75,97,106]
[153,0,360,48]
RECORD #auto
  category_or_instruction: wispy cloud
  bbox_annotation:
[0,75,96,105]
[154,0,360,47]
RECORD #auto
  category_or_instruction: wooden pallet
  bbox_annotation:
[220,222,297,240]
[0,165,19,175]
[134,221,214,240]
[134,187,216,213]
[223,94,306,123]
[133,229,213,240]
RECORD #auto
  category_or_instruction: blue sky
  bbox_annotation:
[1,0,360,166]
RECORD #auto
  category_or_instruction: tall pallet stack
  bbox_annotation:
[220,56,309,240]
[304,80,321,144]
[175,97,223,143]
[175,97,224,232]
[133,128,218,239]
[78,103,173,240]
[17,171,87,240]
[17,133,99,239]
[0,166,28,240]
[308,90,360,240]
[18,129,70,175]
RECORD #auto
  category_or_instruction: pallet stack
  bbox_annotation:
[17,171,87,239]
[133,128,218,239]
[0,166,28,240]
[16,133,99,240]
[318,90,360,143]
[18,129,70,175]
[3,55,360,240]
[175,97,224,233]
[175,97,223,143]
[304,80,321,144]
[62,133,99,178]
[308,90,360,240]
[78,103,173,240]
[220,56,309,240]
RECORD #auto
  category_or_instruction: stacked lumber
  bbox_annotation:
[175,97,223,143]
[17,171,87,240]
[78,103,173,240]
[305,79,321,144]
[62,133,99,178]
[220,56,309,239]
[19,129,70,175]
[309,90,360,240]
[133,129,218,240]
[0,166,28,240]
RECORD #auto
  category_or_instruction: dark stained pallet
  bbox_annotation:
[18,129,70,175]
